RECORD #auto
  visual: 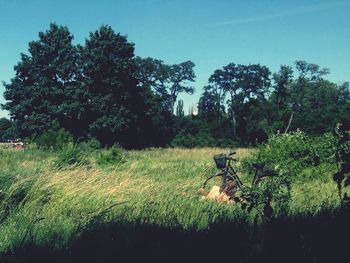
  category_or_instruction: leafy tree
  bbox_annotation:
[0,118,11,133]
[198,85,226,122]
[135,57,196,113]
[295,60,329,81]
[272,65,293,106]
[176,100,185,117]
[2,23,80,137]
[80,25,170,147]
[134,57,170,110]
[79,25,141,146]
[208,63,271,141]
[167,61,196,113]
[0,118,17,139]
[288,79,349,134]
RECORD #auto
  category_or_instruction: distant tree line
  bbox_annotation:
[1,23,349,148]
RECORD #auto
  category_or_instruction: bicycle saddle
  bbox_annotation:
[252,162,265,170]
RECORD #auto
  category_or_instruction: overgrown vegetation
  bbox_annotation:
[96,145,126,167]
[53,143,89,169]
[0,129,348,261]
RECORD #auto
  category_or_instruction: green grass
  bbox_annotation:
[0,147,341,256]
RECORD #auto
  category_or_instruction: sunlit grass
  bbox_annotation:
[0,147,340,255]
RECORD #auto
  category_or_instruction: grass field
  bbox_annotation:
[0,146,347,262]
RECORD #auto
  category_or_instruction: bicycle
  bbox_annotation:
[203,151,277,203]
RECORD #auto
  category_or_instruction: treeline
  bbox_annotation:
[1,23,349,148]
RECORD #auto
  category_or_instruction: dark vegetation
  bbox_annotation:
[1,23,349,149]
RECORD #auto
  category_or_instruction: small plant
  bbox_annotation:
[96,145,126,166]
[53,143,89,169]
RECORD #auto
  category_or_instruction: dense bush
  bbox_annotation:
[35,122,73,150]
[0,118,17,139]
[332,123,350,205]
[241,130,338,216]
[244,130,336,177]
[54,143,89,169]
[96,145,126,166]
[170,130,236,148]
[78,138,101,152]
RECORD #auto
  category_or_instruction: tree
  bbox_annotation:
[168,61,196,113]
[176,100,185,117]
[272,65,293,106]
[294,60,329,81]
[2,23,80,137]
[208,63,271,140]
[198,85,225,122]
[0,118,17,139]
[80,25,168,147]
[135,57,196,113]
[79,25,139,146]
[288,79,350,134]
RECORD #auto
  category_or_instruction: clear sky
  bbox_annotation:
[1,0,349,118]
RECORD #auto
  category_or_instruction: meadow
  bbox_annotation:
[0,132,349,262]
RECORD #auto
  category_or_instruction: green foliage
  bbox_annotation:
[135,57,196,113]
[176,100,184,117]
[96,145,126,166]
[78,138,101,152]
[35,122,73,150]
[2,22,350,149]
[241,130,340,216]
[0,118,11,132]
[53,143,89,169]
[332,123,350,205]
[170,132,214,148]
[0,118,17,139]
[244,131,336,177]
[2,23,80,138]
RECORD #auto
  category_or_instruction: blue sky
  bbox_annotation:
[1,0,349,118]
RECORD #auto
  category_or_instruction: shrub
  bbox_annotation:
[96,145,126,166]
[170,132,236,148]
[78,138,101,152]
[35,122,73,150]
[54,144,89,169]
[244,130,336,177]
[241,130,337,216]
[332,123,350,205]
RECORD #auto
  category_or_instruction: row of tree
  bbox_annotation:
[1,24,349,148]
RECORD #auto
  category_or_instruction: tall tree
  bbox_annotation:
[80,25,145,146]
[135,57,196,113]
[176,100,185,117]
[198,85,226,122]
[2,23,80,137]
[272,65,293,106]
[0,118,17,139]
[168,61,196,113]
[208,63,271,139]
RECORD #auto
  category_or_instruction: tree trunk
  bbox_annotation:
[230,104,237,138]
[170,95,176,114]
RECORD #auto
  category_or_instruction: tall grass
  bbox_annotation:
[0,144,343,260]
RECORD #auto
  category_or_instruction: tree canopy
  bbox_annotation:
[1,23,349,148]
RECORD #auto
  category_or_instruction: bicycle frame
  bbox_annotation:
[203,154,243,189]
